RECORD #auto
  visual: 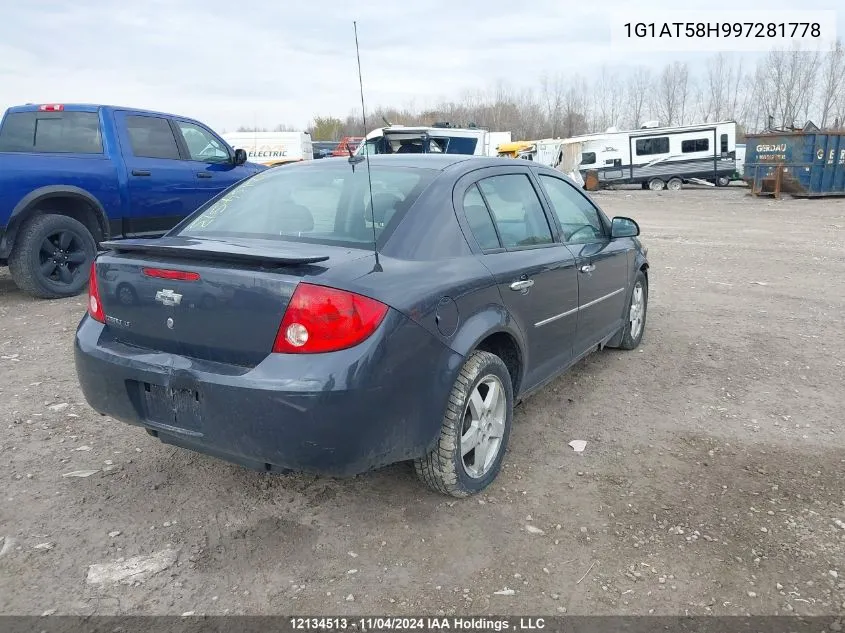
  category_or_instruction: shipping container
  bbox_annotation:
[744,131,845,197]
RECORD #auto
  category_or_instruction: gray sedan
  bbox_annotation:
[74,154,649,497]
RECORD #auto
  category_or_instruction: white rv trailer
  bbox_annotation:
[356,124,511,158]
[564,121,737,190]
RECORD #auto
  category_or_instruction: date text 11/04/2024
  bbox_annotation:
[623,22,821,38]
[289,617,547,631]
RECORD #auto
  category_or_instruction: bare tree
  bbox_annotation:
[753,46,820,129]
[239,48,844,141]
[703,53,730,121]
[818,39,845,128]
[562,75,589,137]
[539,72,565,137]
[592,66,624,131]
[625,67,652,128]
[655,62,691,126]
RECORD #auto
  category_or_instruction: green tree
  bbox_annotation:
[309,116,344,141]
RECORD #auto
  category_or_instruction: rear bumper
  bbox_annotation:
[74,311,464,477]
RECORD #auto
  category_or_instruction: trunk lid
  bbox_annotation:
[95,236,371,366]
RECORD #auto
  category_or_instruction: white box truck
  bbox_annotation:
[221,131,313,167]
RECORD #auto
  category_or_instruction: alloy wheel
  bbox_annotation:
[460,375,507,479]
[38,230,88,286]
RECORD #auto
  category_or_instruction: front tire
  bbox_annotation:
[8,214,97,299]
[716,175,730,187]
[415,350,513,497]
[617,270,648,350]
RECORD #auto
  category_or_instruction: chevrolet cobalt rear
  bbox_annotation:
[75,155,649,497]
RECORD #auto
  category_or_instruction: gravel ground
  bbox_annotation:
[1,186,844,616]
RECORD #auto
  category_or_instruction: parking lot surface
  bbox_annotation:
[1,187,844,615]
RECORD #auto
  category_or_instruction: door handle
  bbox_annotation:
[510,279,534,291]
[196,172,213,179]
[131,169,151,177]
[580,264,595,274]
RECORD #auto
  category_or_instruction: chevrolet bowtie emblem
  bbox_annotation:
[155,289,182,306]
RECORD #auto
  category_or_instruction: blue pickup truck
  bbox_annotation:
[0,103,265,298]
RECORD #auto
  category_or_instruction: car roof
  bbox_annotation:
[297,154,524,171]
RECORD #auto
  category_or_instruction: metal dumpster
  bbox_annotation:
[744,131,845,197]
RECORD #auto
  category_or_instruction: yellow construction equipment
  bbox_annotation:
[496,141,534,158]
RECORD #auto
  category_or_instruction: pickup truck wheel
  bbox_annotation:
[414,350,513,497]
[8,214,97,299]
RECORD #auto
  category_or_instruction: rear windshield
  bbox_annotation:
[177,162,437,248]
[0,111,103,153]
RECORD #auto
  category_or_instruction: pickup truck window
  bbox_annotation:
[176,121,230,163]
[0,111,103,154]
[125,115,181,160]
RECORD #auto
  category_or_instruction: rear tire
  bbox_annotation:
[648,178,665,191]
[8,214,97,299]
[414,350,513,497]
[716,175,730,187]
[667,178,682,191]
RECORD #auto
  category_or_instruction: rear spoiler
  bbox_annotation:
[100,239,329,266]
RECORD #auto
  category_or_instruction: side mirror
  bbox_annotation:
[611,216,639,238]
[233,148,248,165]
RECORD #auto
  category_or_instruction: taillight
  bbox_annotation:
[142,267,200,281]
[38,104,64,112]
[272,283,388,354]
[87,262,105,323]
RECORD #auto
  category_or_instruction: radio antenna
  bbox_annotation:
[353,21,381,272]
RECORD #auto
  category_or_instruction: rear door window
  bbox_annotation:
[0,111,103,153]
[462,184,501,250]
[125,115,181,160]
[477,174,553,248]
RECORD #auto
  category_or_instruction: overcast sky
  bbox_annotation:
[0,0,840,132]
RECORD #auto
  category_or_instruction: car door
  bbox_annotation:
[536,172,631,357]
[455,166,579,390]
[114,111,202,236]
[172,119,248,208]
